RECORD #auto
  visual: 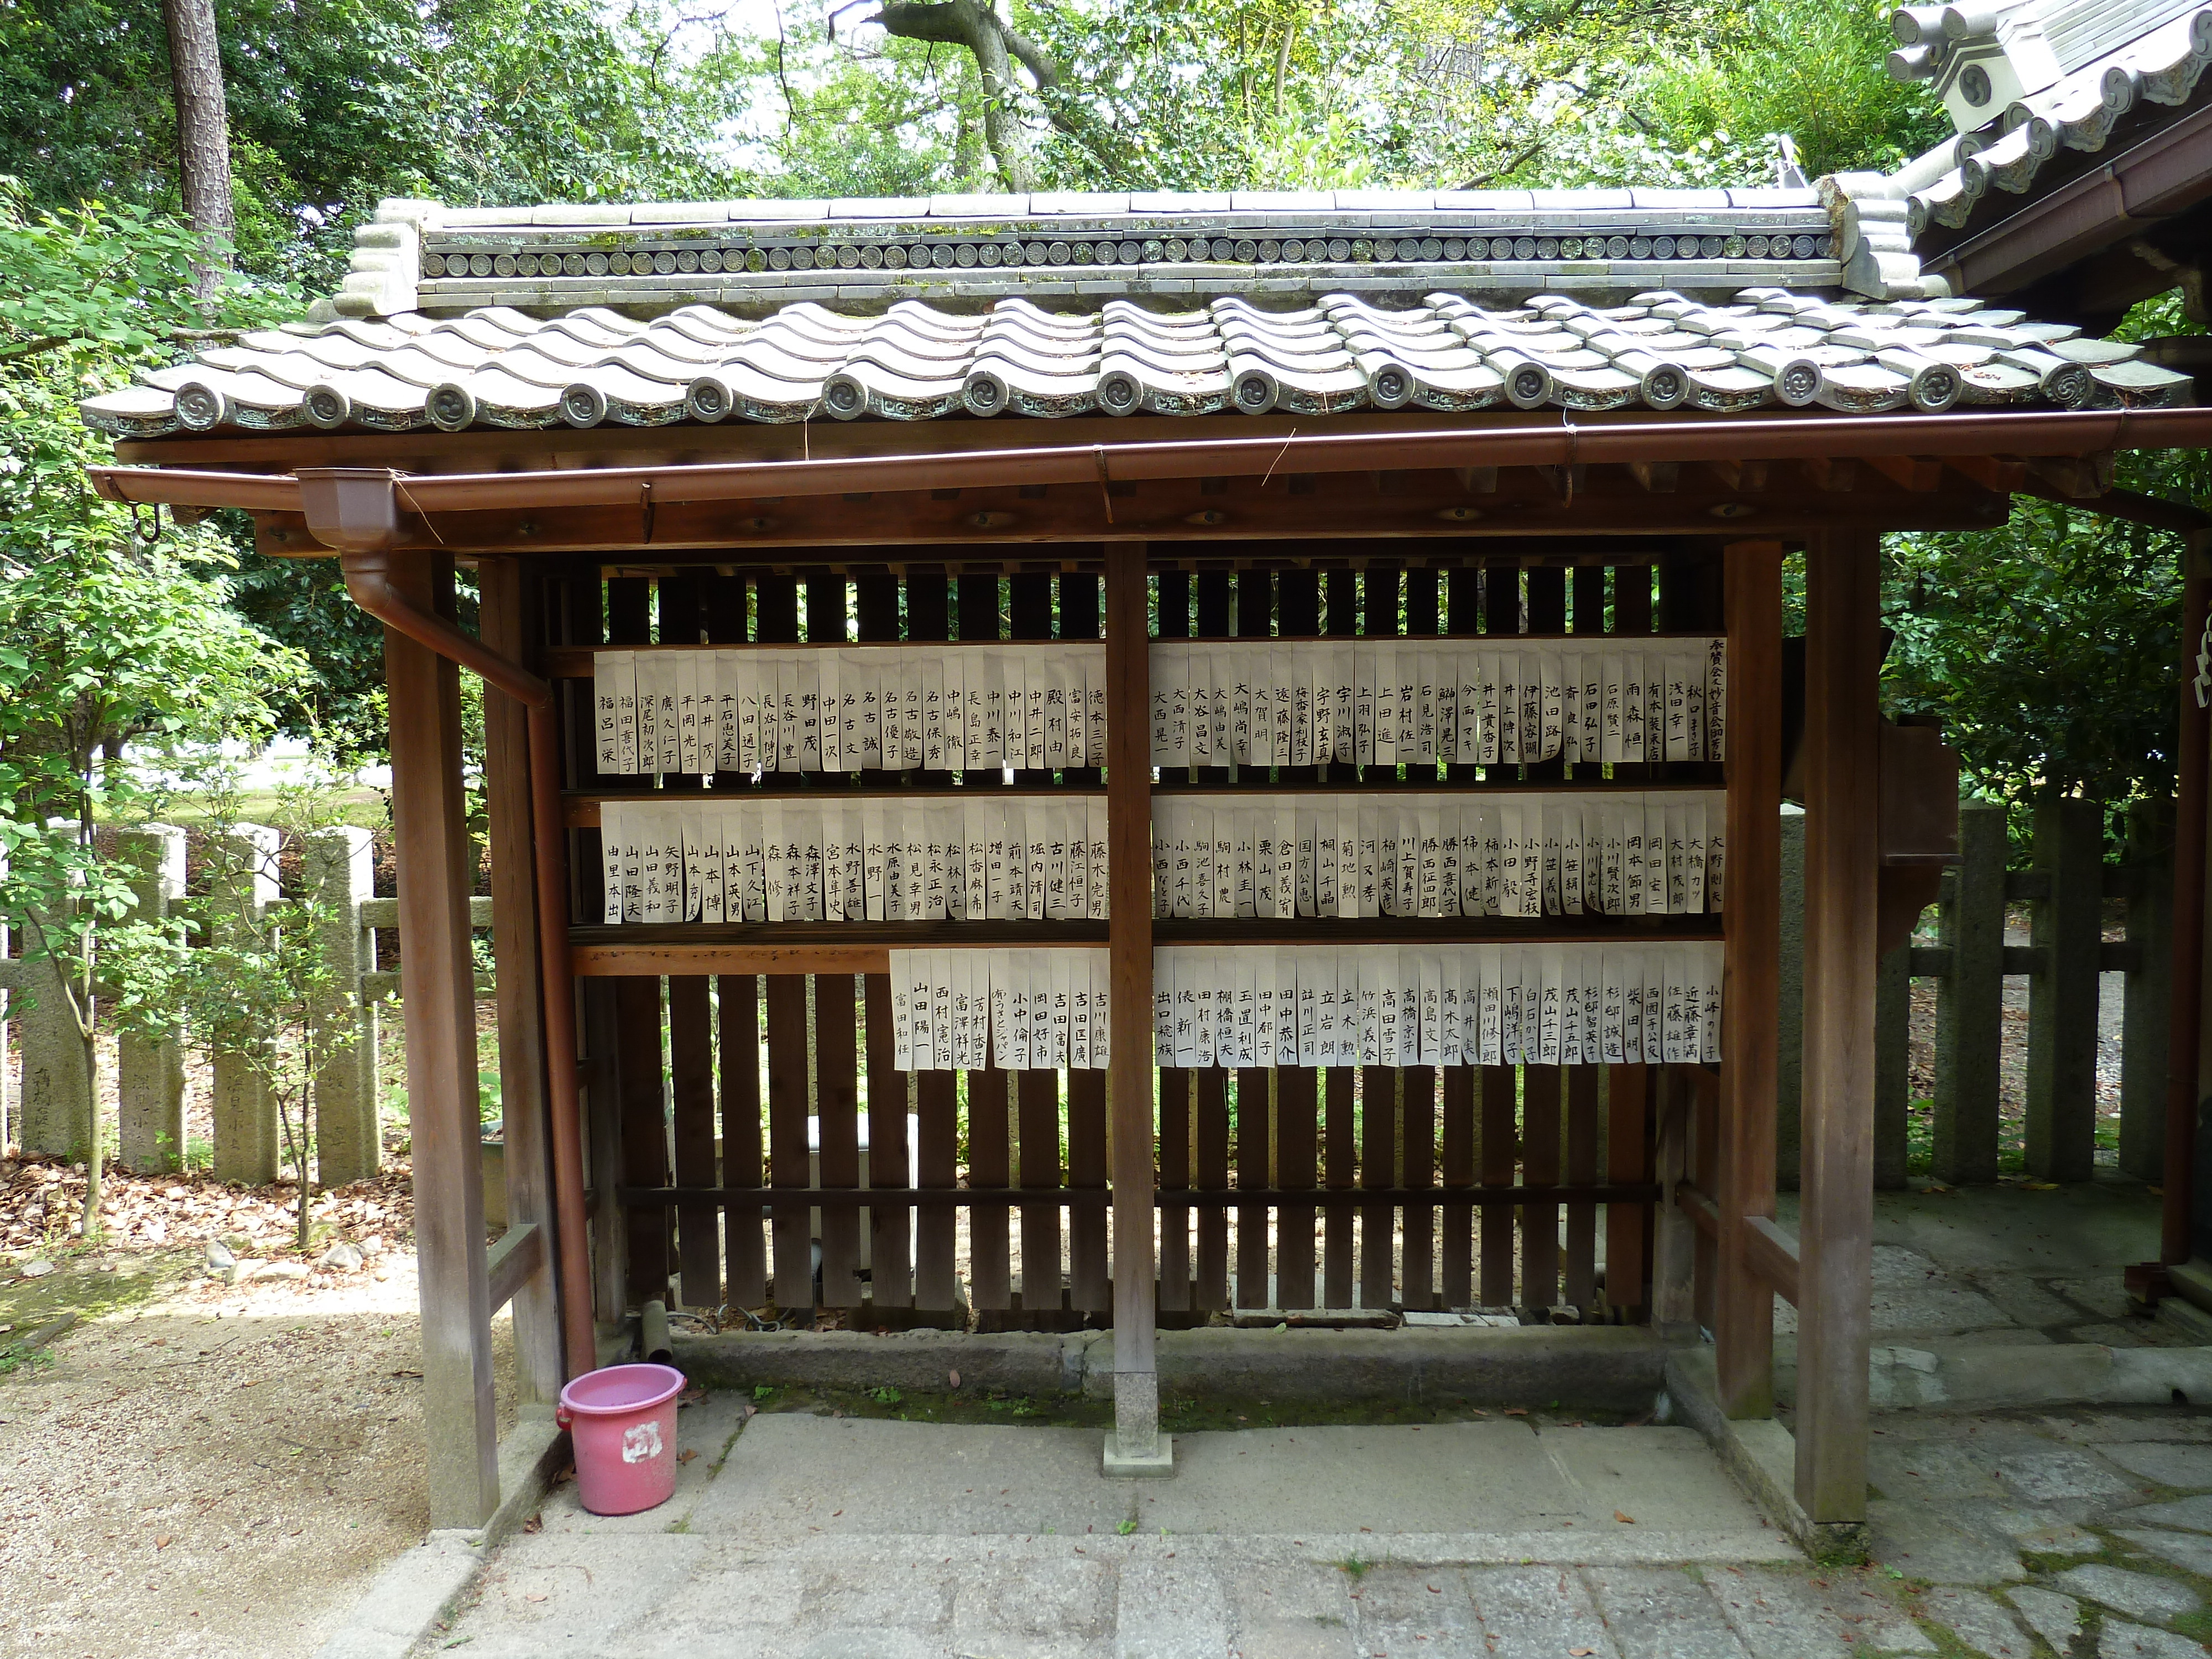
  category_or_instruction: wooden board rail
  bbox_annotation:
[618,1182,1664,1207]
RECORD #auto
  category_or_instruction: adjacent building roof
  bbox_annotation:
[1839,1,2212,311]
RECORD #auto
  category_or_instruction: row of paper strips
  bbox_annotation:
[1151,945,1723,1071]
[588,636,1724,779]
[593,645,1109,777]
[598,798,1110,924]
[880,943,1723,1073]
[1147,638,1727,768]
[886,950,1112,1072]
[1150,792,1722,919]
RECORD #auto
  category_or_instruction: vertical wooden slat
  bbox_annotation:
[765,975,812,1310]
[968,1067,1012,1311]
[1195,1068,1230,1309]
[719,975,764,1310]
[1068,1066,1109,1311]
[863,973,912,1310]
[476,559,560,1400]
[1360,1065,1395,1310]
[1480,1064,1517,1307]
[815,972,862,1307]
[1441,1065,1475,1308]
[1797,528,1881,1528]
[668,977,718,1310]
[1521,1065,1561,1308]
[1564,1067,1600,1308]
[582,980,625,1326]
[1019,1068,1063,1313]
[1401,1066,1435,1311]
[385,551,498,1528]
[617,977,670,1306]
[1236,1067,1270,1308]
[1158,1067,1191,1311]
[1323,1066,1356,1308]
[914,1071,959,1310]
[1606,1065,1650,1310]
[1276,1066,1317,1312]
[1277,568,1319,640]
[1693,1065,1721,1331]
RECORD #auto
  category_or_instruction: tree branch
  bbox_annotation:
[1460,137,1545,190]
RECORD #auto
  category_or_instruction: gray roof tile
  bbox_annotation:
[83,283,2178,439]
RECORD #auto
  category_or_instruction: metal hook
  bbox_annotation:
[128,501,162,545]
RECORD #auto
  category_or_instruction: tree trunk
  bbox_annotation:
[876,1,1057,192]
[79,1025,101,1241]
[159,0,235,296]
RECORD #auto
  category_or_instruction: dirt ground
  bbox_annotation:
[0,1161,518,1659]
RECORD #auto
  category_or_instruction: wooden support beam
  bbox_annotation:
[1708,460,1768,492]
[1744,1216,1801,1308]
[1802,457,1856,492]
[1104,537,1164,1472]
[1863,455,1943,493]
[2027,452,2115,499]
[249,463,2015,563]
[385,551,500,1530]
[1718,539,1784,1420]
[1628,461,1679,493]
[1945,455,2028,494]
[487,1221,544,1313]
[1796,526,1882,1536]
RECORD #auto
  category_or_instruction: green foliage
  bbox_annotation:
[0,187,305,1233]
[1884,294,2209,818]
[2,0,755,287]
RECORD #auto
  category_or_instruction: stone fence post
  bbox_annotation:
[305,825,379,1186]
[115,825,187,1171]
[210,823,281,1186]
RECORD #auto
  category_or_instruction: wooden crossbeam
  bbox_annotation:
[1863,455,1943,492]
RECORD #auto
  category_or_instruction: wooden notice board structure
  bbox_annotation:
[80,189,2209,1544]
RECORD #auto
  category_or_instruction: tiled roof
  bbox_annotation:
[316,192,1841,319]
[1882,6,2212,238]
[81,285,2190,439]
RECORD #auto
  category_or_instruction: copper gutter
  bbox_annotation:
[306,472,597,1382]
[90,406,2212,522]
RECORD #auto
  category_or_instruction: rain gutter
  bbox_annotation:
[88,406,2212,531]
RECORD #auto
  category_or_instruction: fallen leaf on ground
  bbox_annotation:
[1614,1511,1635,1524]
[948,1369,961,1388]
[1572,1648,1595,1656]
[153,1535,171,1550]
[1503,1407,1527,1416]
[676,1449,697,1464]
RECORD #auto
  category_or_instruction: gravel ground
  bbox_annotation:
[0,1248,515,1659]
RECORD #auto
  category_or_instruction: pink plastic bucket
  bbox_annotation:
[556,1363,685,1515]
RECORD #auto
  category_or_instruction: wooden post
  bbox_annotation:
[2026,791,2102,1183]
[1717,538,1782,1417]
[1934,802,2005,1183]
[1650,1069,1697,1331]
[114,825,187,1173]
[2164,533,2208,1266]
[2120,798,2174,1182]
[478,557,564,1404]
[384,551,499,1528]
[1796,528,1880,1538]
[1104,539,1167,1476]
[1775,806,1804,1190]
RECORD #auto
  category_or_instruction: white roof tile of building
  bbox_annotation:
[82,285,2190,439]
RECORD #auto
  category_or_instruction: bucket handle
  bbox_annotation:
[555,1404,572,1430]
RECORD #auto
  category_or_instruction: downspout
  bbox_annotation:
[301,469,597,1381]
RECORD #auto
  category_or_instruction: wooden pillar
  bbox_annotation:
[1718,539,1783,1417]
[385,551,499,1528]
[1796,528,1880,1536]
[1104,539,1168,1475]
[2166,532,2208,1264]
[478,557,564,1405]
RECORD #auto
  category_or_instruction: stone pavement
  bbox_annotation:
[419,1391,2212,1657]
